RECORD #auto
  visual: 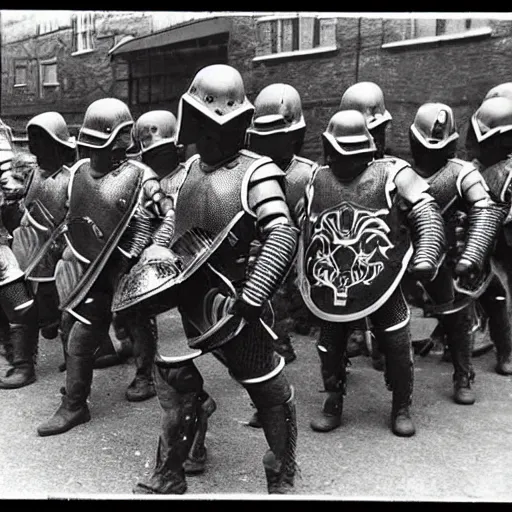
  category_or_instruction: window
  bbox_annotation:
[383,17,491,48]
[40,59,59,87]
[38,18,59,35]
[255,15,337,60]
[72,12,94,55]
[14,60,28,87]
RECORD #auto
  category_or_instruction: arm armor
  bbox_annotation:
[406,197,446,281]
[455,166,509,275]
[394,166,446,281]
[242,166,298,308]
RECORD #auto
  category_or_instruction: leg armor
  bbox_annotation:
[37,285,112,437]
[310,321,349,433]
[0,278,39,389]
[371,287,415,437]
[479,275,512,375]
[218,322,297,494]
[134,361,204,495]
[36,281,61,340]
[123,310,157,402]
[438,305,476,404]
[407,199,446,281]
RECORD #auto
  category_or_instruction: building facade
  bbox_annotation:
[2,11,512,162]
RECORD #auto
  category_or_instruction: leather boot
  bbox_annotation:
[183,391,217,475]
[380,326,416,437]
[488,298,512,376]
[310,391,344,432]
[133,390,199,494]
[125,315,157,402]
[0,319,38,389]
[257,389,297,494]
[37,354,92,436]
[442,307,476,405]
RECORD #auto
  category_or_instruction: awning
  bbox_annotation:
[109,16,232,57]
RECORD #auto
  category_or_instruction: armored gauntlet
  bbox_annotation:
[407,198,446,281]
[238,224,299,320]
[455,202,509,277]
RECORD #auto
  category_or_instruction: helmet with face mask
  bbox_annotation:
[177,64,254,146]
[246,83,306,160]
[78,98,134,149]
[128,110,177,157]
[340,82,392,131]
[323,109,377,156]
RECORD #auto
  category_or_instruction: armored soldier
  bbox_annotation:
[114,64,299,495]
[36,98,176,437]
[407,102,507,404]
[464,96,512,376]
[339,81,397,368]
[123,108,217,474]
[246,83,318,364]
[301,109,445,437]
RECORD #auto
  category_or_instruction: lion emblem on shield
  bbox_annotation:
[306,203,395,307]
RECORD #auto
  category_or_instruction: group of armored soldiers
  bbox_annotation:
[0,62,512,495]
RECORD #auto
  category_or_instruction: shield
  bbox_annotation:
[111,210,246,313]
[298,200,413,322]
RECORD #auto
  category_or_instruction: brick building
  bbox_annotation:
[2,11,512,162]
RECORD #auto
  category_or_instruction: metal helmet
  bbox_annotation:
[177,64,254,145]
[129,110,177,155]
[78,98,134,149]
[322,109,376,156]
[484,82,512,102]
[471,96,512,143]
[27,112,76,149]
[410,102,459,149]
[246,83,305,136]
[339,82,392,131]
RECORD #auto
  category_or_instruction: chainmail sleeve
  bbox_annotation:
[241,163,299,308]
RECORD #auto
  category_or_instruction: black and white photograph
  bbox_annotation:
[0,9,511,501]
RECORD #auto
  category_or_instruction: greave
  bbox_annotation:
[257,388,298,494]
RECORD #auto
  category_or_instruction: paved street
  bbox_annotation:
[1,309,512,501]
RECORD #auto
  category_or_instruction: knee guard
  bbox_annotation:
[155,361,204,395]
[0,278,36,324]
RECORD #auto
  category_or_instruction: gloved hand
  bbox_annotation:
[230,296,263,324]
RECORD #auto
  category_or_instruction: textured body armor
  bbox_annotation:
[284,155,317,223]
[12,166,71,280]
[59,159,154,312]
[298,159,413,322]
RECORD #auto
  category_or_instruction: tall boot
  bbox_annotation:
[442,307,476,405]
[485,296,512,376]
[310,322,347,433]
[0,303,39,389]
[37,353,92,436]
[134,394,199,493]
[257,388,298,494]
[380,326,416,437]
[183,390,217,475]
[125,315,157,402]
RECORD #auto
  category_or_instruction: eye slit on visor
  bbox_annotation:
[227,100,235,107]
[253,114,288,132]
[205,95,214,104]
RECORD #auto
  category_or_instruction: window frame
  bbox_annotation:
[254,14,338,62]
[40,58,59,90]
[14,60,28,88]
[71,11,95,56]
[382,18,492,50]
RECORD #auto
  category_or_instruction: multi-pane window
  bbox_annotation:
[14,60,28,87]
[72,12,94,54]
[256,15,337,58]
[40,59,58,86]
